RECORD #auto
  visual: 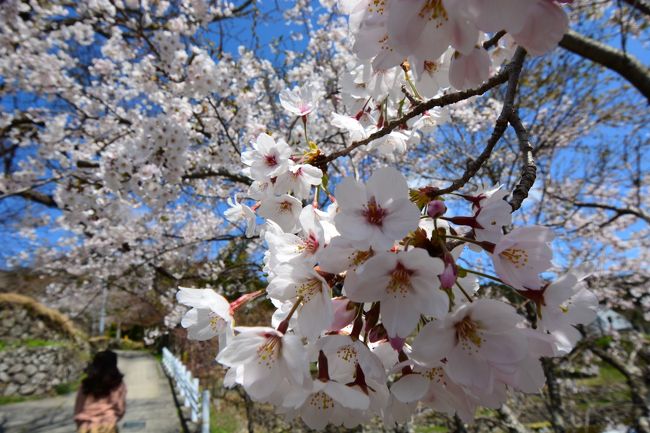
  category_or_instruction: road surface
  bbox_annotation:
[0,351,182,433]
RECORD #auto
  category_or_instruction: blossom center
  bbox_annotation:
[419,0,447,22]
[308,391,335,410]
[424,60,439,73]
[303,231,320,255]
[336,345,358,364]
[265,153,278,167]
[297,278,323,303]
[256,335,281,367]
[278,200,294,213]
[209,313,227,332]
[455,316,483,349]
[362,197,387,226]
[500,248,529,269]
[387,262,414,296]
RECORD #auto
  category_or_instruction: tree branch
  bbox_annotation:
[436,47,527,196]
[182,169,252,185]
[508,112,537,212]
[559,30,650,102]
[322,63,514,164]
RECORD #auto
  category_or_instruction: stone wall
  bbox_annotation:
[0,293,88,397]
[0,345,86,396]
[0,303,70,342]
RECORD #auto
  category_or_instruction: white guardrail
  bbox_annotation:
[162,347,210,433]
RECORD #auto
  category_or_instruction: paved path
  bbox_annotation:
[0,351,182,433]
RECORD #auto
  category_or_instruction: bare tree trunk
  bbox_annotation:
[542,358,568,433]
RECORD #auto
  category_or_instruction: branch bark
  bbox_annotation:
[559,30,650,103]
[436,47,527,196]
[322,63,513,164]
[508,112,537,212]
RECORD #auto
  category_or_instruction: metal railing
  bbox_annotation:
[162,347,210,433]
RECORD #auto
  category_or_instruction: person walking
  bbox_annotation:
[74,350,127,433]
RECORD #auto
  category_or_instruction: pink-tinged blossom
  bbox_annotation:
[391,366,479,423]
[473,185,512,244]
[492,226,554,291]
[510,0,569,56]
[176,287,234,349]
[224,196,257,237]
[384,0,479,70]
[449,47,491,91]
[279,83,320,117]
[318,236,374,274]
[345,249,447,339]
[274,162,323,200]
[535,272,599,354]
[282,378,370,430]
[216,327,309,400]
[328,297,358,332]
[241,133,292,181]
[266,264,333,340]
[331,112,376,142]
[257,194,302,233]
[334,167,421,250]
[411,299,531,393]
[264,206,325,266]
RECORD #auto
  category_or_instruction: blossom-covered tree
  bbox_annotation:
[1,0,648,431]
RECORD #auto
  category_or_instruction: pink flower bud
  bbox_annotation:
[439,254,457,290]
[327,297,357,332]
[427,200,447,218]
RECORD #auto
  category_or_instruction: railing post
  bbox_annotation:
[201,389,210,433]
[191,377,200,423]
[162,347,212,432]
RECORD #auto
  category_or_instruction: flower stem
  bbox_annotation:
[455,281,474,303]
[277,295,303,334]
[460,267,508,286]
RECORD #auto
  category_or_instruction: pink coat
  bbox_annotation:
[74,382,127,429]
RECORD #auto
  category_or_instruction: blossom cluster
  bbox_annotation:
[344,0,570,90]
[171,1,604,427]
[178,103,598,429]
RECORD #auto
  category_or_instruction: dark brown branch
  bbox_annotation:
[559,30,650,102]
[15,190,58,208]
[322,64,514,164]
[182,168,252,185]
[508,112,537,212]
[436,47,527,196]
[483,30,507,50]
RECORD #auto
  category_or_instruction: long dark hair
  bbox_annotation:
[81,350,124,397]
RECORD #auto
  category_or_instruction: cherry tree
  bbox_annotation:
[1,0,648,431]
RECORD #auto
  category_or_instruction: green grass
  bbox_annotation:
[54,377,82,395]
[0,338,68,351]
[0,394,41,405]
[210,405,240,433]
[576,363,627,387]
[415,426,449,433]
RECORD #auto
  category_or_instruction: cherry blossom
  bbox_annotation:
[345,249,447,339]
[492,226,555,291]
[333,167,421,250]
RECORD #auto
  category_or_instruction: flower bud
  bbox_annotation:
[427,200,447,218]
[327,297,357,332]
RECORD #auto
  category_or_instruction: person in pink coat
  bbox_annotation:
[74,350,127,433]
